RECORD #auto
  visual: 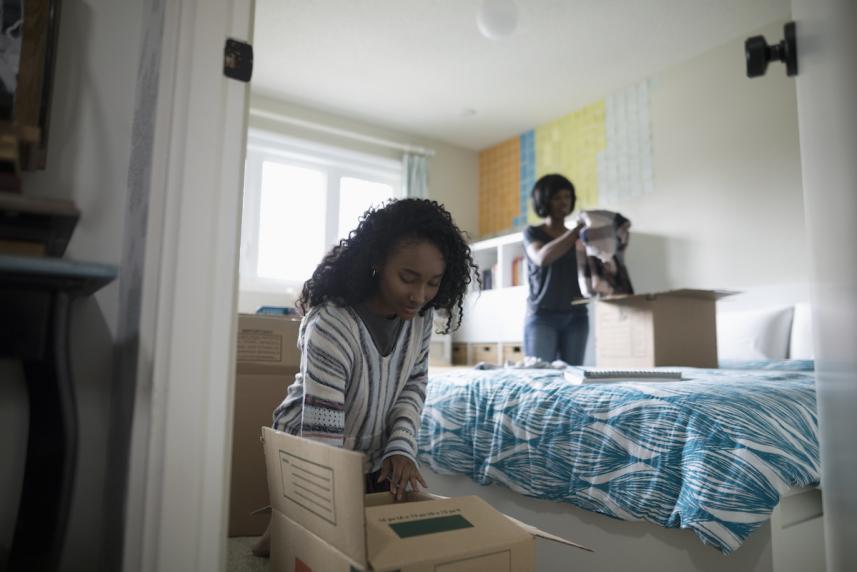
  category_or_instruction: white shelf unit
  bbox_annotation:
[451,232,530,364]
[470,231,526,291]
[432,232,526,367]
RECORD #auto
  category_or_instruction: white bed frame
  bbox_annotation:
[422,469,824,572]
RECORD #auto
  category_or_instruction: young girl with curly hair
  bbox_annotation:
[255,198,476,556]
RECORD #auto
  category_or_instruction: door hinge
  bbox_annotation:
[224,38,253,82]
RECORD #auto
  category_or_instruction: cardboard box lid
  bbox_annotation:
[365,495,592,570]
[237,314,302,373]
[365,495,532,570]
[262,427,367,564]
[573,288,738,305]
[402,493,593,552]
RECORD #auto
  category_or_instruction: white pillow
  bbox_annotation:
[717,306,795,361]
[789,303,815,359]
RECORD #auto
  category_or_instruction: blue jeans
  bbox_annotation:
[524,309,589,365]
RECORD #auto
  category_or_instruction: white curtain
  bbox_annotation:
[402,152,429,199]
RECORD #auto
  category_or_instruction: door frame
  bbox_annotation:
[792,1,857,570]
[121,0,254,570]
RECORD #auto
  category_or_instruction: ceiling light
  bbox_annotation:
[477,0,518,39]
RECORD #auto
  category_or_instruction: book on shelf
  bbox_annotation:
[511,255,524,287]
[564,367,683,384]
[481,268,493,290]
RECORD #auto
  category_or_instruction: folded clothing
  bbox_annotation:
[474,355,569,370]
[576,210,634,297]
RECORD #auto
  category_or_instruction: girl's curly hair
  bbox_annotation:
[298,198,479,334]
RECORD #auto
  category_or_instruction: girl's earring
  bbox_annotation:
[371,267,377,278]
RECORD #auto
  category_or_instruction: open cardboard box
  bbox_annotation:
[575,288,736,368]
[262,427,591,571]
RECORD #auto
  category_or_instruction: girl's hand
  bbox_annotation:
[569,222,585,245]
[377,454,428,501]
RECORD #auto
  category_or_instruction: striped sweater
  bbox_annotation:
[272,302,433,472]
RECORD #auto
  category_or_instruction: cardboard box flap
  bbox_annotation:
[262,428,366,564]
[274,512,366,572]
[422,491,593,552]
[503,514,594,552]
[650,288,737,300]
[573,288,738,305]
[365,495,529,571]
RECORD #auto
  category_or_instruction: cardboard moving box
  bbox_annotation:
[229,314,302,537]
[262,427,591,572]
[581,289,734,368]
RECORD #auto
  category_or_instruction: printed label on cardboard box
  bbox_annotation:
[278,450,337,525]
[389,514,474,538]
[238,330,283,362]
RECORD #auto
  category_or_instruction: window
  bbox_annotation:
[240,130,403,294]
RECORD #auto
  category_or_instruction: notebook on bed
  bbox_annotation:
[564,367,683,384]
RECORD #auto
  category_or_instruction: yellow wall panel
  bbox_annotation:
[533,100,606,219]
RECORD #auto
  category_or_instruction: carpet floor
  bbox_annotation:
[227,537,269,572]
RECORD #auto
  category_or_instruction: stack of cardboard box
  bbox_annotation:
[228,314,301,537]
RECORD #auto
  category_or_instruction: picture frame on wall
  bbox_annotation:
[17,0,61,170]
[0,0,23,120]
[0,0,75,258]
[0,0,61,186]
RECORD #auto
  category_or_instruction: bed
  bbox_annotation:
[417,363,823,572]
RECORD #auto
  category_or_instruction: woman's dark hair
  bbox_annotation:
[298,198,478,334]
[531,174,576,218]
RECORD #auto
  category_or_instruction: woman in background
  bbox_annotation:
[522,174,589,365]
[254,198,477,556]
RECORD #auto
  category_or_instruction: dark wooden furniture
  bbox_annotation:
[1,254,116,572]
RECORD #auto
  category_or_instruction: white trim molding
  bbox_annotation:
[249,107,436,157]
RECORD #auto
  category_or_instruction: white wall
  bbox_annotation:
[2,1,144,570]
[237,93,479,312]
[613,19,806,297]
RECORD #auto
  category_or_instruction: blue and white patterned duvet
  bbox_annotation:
[417,367,819,553]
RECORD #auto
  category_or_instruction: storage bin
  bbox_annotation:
[452,343,469,366]
[468,343,499,365]
[503,343,524,364]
